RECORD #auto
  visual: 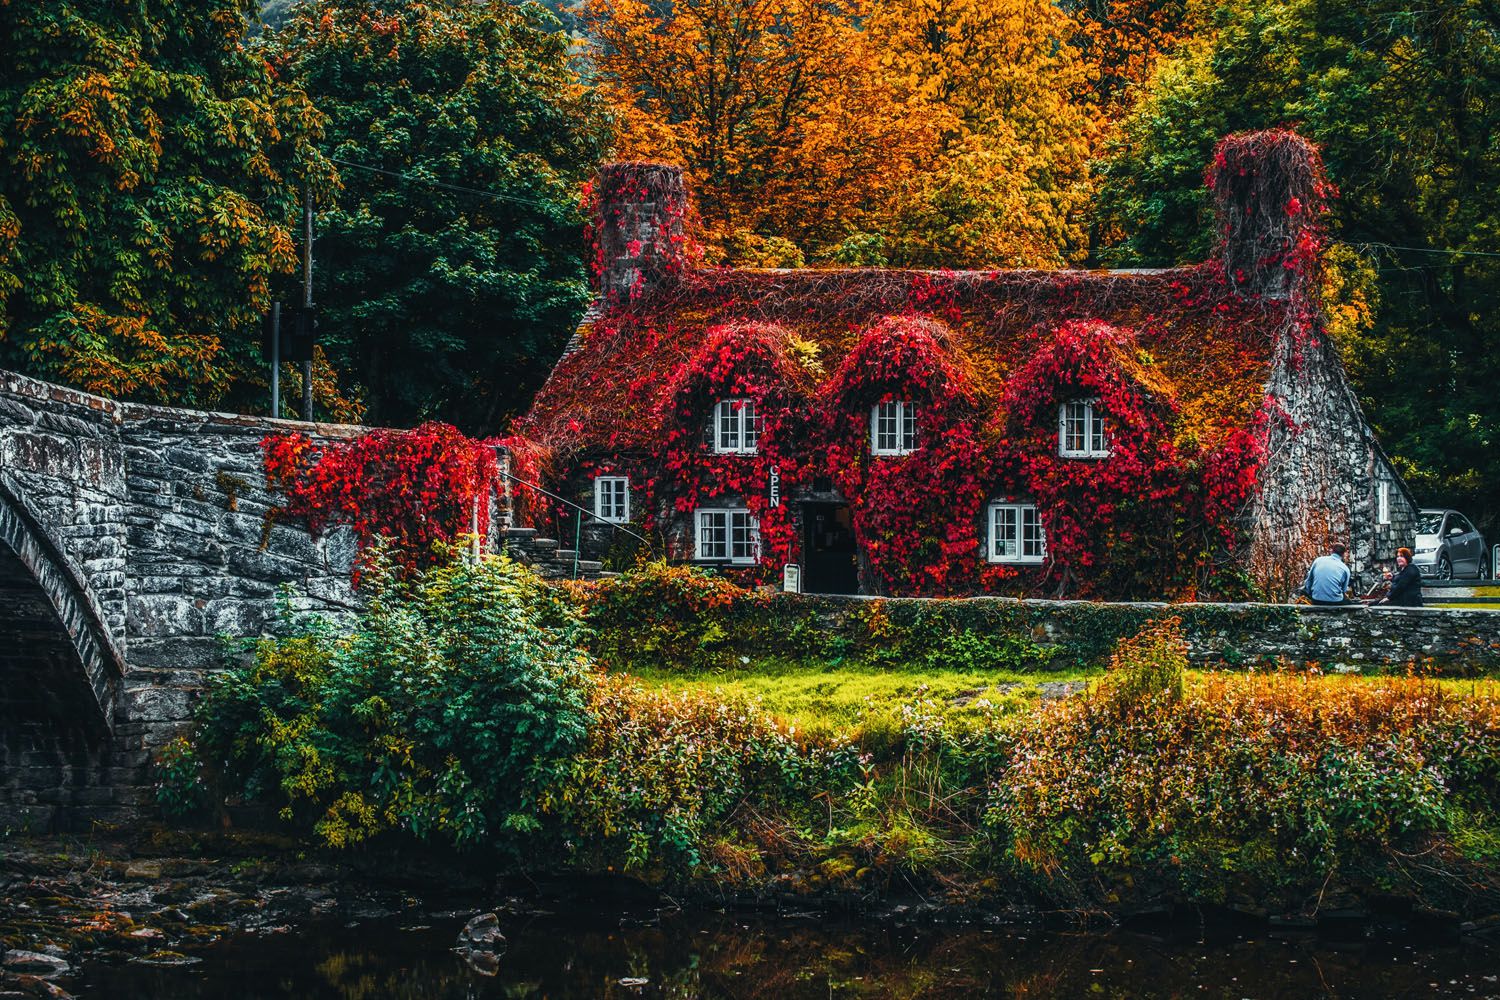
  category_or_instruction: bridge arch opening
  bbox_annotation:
[0,488,125,829]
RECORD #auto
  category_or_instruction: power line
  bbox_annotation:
[328,157,564,210]
[1358,241,1500,260]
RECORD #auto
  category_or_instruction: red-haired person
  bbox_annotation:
[1378,547,1423,607]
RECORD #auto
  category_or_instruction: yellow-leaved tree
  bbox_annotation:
[868,0,1099,267]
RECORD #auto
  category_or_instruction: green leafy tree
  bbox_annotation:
[1098,0,1500,532]
[0,0,331,405]
[266,0,610,431]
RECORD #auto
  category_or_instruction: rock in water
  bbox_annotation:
[455,912,506,976]
[457,912,505,950]
[2,949,69,978]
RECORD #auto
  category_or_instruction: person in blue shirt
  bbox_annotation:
[1300,543,1352,605]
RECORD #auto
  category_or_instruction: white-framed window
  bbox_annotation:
[1377,480,1390,526]
[694,508,760,564]
[871,401,918,456]
[594,476,630,523]
[989,502,1046,564]
[712,399,761,454]
[1058,399,1110,458]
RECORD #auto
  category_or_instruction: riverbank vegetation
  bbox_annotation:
[159,559,1500,918]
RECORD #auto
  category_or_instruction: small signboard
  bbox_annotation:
[768,464,782,508]
[782,562,801,594]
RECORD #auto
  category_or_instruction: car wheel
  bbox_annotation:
[1438,554,1453,581]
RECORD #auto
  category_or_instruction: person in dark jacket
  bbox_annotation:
[1379,547,1423,607]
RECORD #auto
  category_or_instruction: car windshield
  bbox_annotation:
[1415,511,1446,535]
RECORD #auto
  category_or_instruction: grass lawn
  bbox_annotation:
[618,659,1500,743]
[619,658,1101,739]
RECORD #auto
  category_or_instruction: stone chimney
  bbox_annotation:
[594,162,688,302]
[1208,130,1328,302]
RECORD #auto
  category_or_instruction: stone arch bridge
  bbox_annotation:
[0,369,598,830]
[0,369,376,828]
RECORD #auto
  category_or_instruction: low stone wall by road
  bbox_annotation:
[589,585,1500,675]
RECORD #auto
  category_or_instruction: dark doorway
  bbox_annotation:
[802,502,859,594]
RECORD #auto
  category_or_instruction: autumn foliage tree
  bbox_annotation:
[1098,0,1500,536]
[586,0,1115,269]
[583,0,933,264]
[867,0,1099,267]
[0,0,332,405]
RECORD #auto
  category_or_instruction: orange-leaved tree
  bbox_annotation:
[1067,0,1198,115]
[582,0,935,263]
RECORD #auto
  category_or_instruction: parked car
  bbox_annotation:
[1412,508,1489,579]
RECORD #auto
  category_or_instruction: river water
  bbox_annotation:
[77,910,1500,999]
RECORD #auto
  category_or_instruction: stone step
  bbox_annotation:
[555,549,578,561]
[500,527,537,539]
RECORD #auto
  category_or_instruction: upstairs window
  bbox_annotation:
[871,401,918,456]
[594,476,630,523]
[1377,480,1390,526]
[713,399,761,454]
[989,502,1046,564]
[1058,399,1109,458]
[695,508,760,564]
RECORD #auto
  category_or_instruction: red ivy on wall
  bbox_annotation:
[821,315,999,595]
[262,422,498,579]
[651,322,814,581]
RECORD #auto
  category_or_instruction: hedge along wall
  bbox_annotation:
[579,576,1500,674]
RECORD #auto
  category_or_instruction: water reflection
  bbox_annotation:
[80,910,1500,998]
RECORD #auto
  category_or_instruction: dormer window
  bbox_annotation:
[713,399,761,454]
[594,476,630,523]
[871,401,917,456]
[1058,399,1109,458]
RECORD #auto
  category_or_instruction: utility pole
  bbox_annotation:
[269,300,281,416]
[301,188,314,421]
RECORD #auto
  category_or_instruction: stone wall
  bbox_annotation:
[592,587,1500,676]
[1249,325,1421,595]
[0,371,607,830]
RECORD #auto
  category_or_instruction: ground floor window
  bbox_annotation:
[989,502,1046,564]
[594,476,630,523]
[695,508,760,564]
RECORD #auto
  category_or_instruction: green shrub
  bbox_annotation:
[177,555,594,853]
[571,561,757,671]
[1104,615,1186,707]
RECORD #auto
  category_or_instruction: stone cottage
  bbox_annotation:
[513,130,1417,599]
